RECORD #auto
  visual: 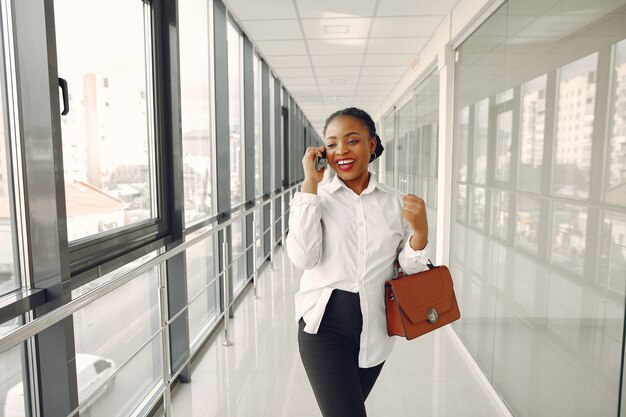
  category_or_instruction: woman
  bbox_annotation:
[286,107,430,417]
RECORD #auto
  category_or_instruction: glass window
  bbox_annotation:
[473,98,489,184]
[456,184,467,223]
[186,232,219,348]
[227,22,244,208]
[606,39,626,207]
[253,54,263,199]
[72,261,162,416]
[470,186,486,230]
[495,110,512,182]
[231,218,246,295]
[519,75,547,193]
[54,0,154,241]
[491,190,509,241]
[397,98,415,194]
[516,195,540,254]
[269,73,275,191]
[553,53,598,199]
[457,106,470,182]
[180,0,214,224]
[551,202,587,275]
[599,211,626,297]
[452,4,626,417]
[1,343,27,417]
[383,111,395,186]
[0,33,18,296]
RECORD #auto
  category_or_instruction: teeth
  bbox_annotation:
[337,160,354,165]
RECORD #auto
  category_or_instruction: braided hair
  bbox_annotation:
[323,107,385,163]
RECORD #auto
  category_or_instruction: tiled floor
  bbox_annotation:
[170,247,511,417]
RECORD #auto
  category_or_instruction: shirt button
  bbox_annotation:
[358,222,363,227]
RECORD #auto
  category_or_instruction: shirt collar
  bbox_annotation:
[326,172,387,196]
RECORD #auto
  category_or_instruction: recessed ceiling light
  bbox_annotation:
[324,25,349,35]
[330,78,346,84]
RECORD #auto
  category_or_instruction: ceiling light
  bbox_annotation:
[324,25,349,35]
[330,78,347,84]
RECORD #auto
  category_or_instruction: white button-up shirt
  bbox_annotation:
[286,172,430,367]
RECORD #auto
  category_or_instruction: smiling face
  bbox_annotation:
[324,115,377,183]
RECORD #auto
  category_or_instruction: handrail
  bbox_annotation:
[0,183,300,355]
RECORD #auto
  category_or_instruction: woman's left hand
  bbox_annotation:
[401,194,428,250]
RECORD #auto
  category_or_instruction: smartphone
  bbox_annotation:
[315,149,327,171]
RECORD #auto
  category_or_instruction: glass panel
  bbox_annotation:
[553,53,598,199]
[456,184,467,223]
[397,98,415,194]
[457,106,470,182]
[451,0,508,386]
[551,202,587,275]
[227,22,244,207]
[516,195,540,254]
[1,343,27,417]
[383,112,395,186]
[519,75,547,193]
[269,73,275,190]
[255,207,264,267]
[470,186,486,231]
[491,190,509,241]
[413,71,440,258]
[473,98,489,184]
[454,2,626,417]
[55,0,153,241]
[599,211,626,297]
[606,38,626,207]
[495,110,512,182]
[253,54,263,199]
[73,264,161,416]
[186,232,219,347]
[231,218,246,295]
[0,26,18,296]
[180,0,214,224]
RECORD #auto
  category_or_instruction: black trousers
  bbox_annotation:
[298,289,385,417]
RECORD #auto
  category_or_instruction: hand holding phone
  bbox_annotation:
[315,149,327,172]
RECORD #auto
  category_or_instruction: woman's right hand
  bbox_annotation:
[302,146,326,184]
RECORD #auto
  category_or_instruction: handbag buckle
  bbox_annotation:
[427,308,439,324]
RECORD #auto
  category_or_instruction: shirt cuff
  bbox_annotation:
[403,235,429,260]
[291,191,321,207]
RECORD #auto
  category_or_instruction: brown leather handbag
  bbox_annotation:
[385,260,461,340]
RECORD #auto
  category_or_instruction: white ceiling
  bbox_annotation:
[224,0,458,134]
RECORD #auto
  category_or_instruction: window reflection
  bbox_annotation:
[552,202,587,275]
[470,186,486,231]
[473,98,488,184]
[180,0,214,224]
[452,4,626,416]
[520,75,546,193]
[607,39,626,206]
[383,112,395,186]
[553,53,597,199]
[457,106,469,182]
[495,110,512,182]
[599,211,626,297]
[516,196,540,254]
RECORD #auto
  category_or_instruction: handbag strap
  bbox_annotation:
[394,258,436,278]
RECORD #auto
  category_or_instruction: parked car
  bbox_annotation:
[3,353,116,416]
